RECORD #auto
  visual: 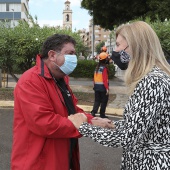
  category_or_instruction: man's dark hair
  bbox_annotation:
[41,34,76,59]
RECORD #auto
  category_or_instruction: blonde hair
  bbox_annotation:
[116,21,170,94]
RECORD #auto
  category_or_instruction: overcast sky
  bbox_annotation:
[29,0,91,31]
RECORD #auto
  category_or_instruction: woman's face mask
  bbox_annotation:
[111,47,130,70]
[53,54,77,75]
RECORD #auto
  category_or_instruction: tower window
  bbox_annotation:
[66,14,69,22]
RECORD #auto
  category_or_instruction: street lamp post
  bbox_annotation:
[91,17,94,58]
[11,9,14,27]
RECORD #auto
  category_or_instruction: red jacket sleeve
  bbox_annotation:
[103,68,109,90]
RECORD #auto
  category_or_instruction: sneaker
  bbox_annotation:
[100,115,108,118]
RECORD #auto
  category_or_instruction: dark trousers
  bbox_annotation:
[91,91,109,115]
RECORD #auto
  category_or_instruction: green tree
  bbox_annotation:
[95,41,105,54]
[81,0,170,30]
[0,15,86,82]
[0,22,16,80]
[145,18,170,60]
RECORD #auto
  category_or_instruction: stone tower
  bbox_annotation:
[63,0,72,30]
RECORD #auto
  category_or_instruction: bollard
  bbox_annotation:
[1,71,7,88]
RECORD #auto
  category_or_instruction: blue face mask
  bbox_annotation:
[53,55,77,75]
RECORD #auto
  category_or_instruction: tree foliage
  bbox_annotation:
[0,15,86,81]
[81,0,170,30]
[145,18,170,60]
[95,41,105,54]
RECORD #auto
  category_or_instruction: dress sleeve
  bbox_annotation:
[114,119,125,129]
[78,75,167,149]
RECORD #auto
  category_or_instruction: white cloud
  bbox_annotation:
[72,19,89,31]
[38,19,62,27]
[29,0,81,7]
[69,0,81,6]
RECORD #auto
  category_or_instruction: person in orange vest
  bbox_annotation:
[101,46,111,59]
[101,46,110,56]
[101,46,107,52]
[91,52,110,118]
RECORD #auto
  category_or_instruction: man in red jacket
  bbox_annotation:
[11,34,114,170]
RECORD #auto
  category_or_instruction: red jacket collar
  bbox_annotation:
[36,54,52,79]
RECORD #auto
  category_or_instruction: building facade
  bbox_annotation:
[79,19,111,55]
[89,24,111,47]
[79,28,89,47]
[105,34,116,54]
[0,0,29,27]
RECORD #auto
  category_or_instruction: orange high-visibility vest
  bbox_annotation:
[94,65,107,91]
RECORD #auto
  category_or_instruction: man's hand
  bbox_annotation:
[68,114,115,129]
[106,89,109,95]
[68,113,87,129]
[91,117,115,129]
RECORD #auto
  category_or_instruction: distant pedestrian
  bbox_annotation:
[101,46,107,53]
[100,46,110,57]
[91,51,110,118]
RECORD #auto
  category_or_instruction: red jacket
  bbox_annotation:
[11,55,93,170]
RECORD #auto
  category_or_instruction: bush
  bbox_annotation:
[70,60,115,79]
[108,63,116,79]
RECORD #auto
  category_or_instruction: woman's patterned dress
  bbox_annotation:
[79,66,170,170]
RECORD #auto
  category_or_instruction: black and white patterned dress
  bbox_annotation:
[79,66,170,170]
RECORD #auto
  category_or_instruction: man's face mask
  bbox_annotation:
[111,47,130,70]
[53,54,77,75]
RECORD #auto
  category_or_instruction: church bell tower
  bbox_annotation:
[63,0,72,30]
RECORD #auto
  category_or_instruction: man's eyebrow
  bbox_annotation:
[64,50,76,54]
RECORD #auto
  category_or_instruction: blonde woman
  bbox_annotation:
[68,21,170,169]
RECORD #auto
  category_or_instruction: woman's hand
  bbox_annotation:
[68,113,87,129]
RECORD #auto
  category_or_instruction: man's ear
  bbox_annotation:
[48,50,56,61]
